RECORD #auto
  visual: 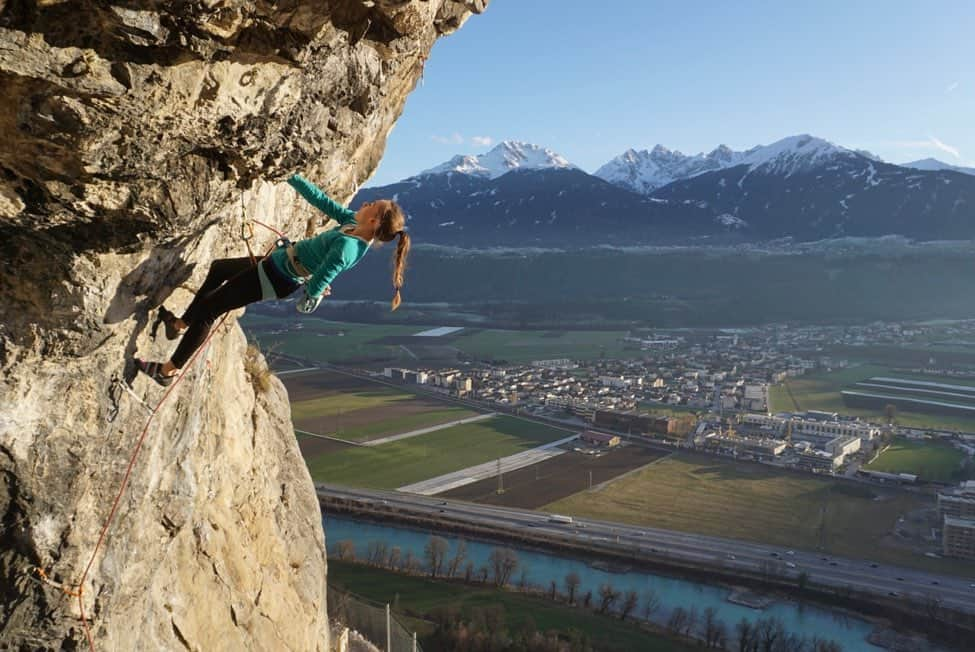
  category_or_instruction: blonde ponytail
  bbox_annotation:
[391,230,410,311]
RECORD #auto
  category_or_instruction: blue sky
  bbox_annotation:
[366,1,975,186]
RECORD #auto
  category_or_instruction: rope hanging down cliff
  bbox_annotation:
[30,217,285,652]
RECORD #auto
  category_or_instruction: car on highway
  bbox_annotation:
[726,553,736,560]
[770,552,780,558]
[829,561,838,566]
[869,563,879,568]
[786,562,797,569]
[786,550,795,556]
[896,577,904,581]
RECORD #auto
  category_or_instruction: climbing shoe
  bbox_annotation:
[151,305,183,341]
[135,358,176,387]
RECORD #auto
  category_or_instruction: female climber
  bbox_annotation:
[135,174,410,386]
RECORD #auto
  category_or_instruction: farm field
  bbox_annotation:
[304,415,569,489]
[295,433,355,458]
[768,364,975,432]
[864,437,970,483]
[546,452,975,577]
[328,561,695,652]
[442,446,668,508]
[282,370,477,442]
[820,343,975,369]
[244,314,641,365]
[449,328,634,363]
[244,317,425,364]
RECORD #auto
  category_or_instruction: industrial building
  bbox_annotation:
[739,412,880,446]
[593,409,676,436]
[701,433,786,461]
[943,517,975,560]
[580,430,621,448]
[939,482,975,559]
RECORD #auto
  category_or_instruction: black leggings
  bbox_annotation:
[171,256,297,368]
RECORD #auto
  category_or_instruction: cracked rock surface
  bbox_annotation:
[0,1,485,649]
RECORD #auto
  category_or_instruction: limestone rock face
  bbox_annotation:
[0,1,485,649]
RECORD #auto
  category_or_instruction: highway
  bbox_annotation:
[317,484,975,615]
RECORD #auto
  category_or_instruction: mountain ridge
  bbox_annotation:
[357,134,975,246]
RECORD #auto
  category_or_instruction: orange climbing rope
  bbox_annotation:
[33,217,288,651]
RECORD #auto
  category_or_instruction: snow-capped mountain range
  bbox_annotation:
[419,141,575,179]
[595,135,904,194]
[901,158,975,176]
[353,136,975,246]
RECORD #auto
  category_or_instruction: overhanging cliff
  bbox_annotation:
[0,1,486,649]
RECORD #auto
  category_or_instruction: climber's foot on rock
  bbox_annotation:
[135,358,178,387]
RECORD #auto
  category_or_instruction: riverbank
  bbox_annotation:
[321,499,972,651]
[325,515,882,650]
[329,560,698,652]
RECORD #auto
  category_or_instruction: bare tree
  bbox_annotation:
[736,618,754,652]
[684,605,699,637]
[582,590,593,609]
[387,546,401,570]
[797,571,810,592]
[464,561,474,582]
[403,550,419,574]
[811,638,842,652]
[620,590,640,621]
[564,572,581,605]
[884,403,897,426]
[424,535,449,578]
[703,607,720,648]
[643,589,661,621]
[447,539,468,578]
[667,607,688,635]
[488,547,519,587]
[367,540,388,566]
[598,583,620,614]
[714,619,729,651]
[336,540,356,562]
[779,632,805,652]
[755,616,784,652]
[549,579,558,600]
[477,565,489,583]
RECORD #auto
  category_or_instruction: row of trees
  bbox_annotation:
[334,536,846,651]
[337,536,522,588]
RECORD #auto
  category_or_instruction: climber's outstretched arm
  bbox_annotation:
[288,174,356,226]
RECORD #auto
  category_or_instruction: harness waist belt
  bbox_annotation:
[286,244,312,279]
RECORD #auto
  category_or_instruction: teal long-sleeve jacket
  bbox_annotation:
[270,174,371,298]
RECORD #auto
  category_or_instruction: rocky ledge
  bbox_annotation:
[0,1,486,649]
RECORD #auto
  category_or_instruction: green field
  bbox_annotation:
[864,437,969,483]
[244,318,423,363]
[452,328,633,362]
[546,452,975,576]
[290,386,416,418]
[246,317,639,365]
[325,408,476,442]
[306,415,568,488]
[329,561,696,652]
[768,364,975,433]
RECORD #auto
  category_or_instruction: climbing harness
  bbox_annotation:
[33,217,289,652]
